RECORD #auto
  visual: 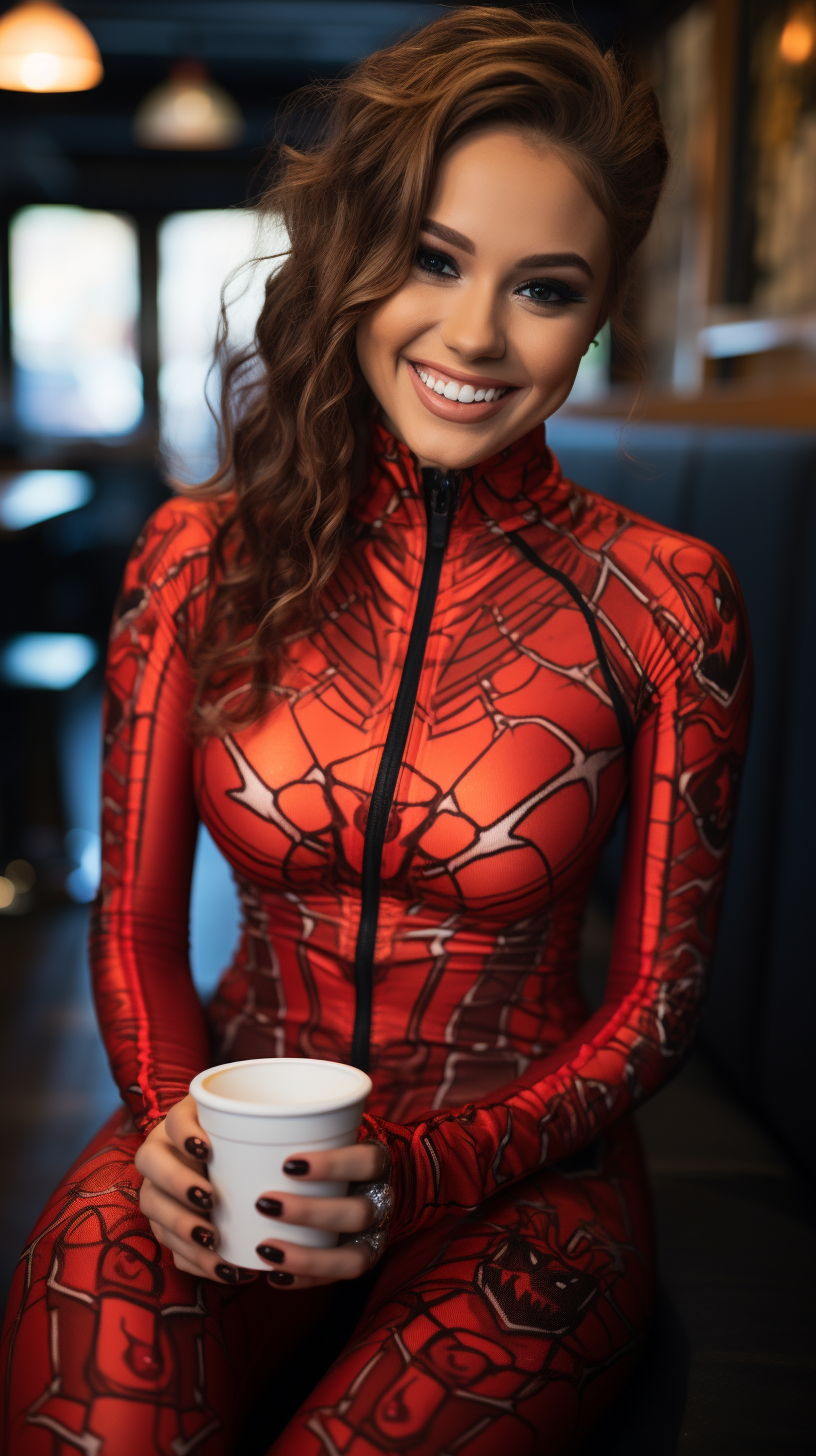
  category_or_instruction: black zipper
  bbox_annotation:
[350,466,461,1071]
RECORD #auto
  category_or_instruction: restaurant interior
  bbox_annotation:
[0,2,813,1452]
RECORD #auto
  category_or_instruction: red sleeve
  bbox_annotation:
[89,497,216,1135]
[362,540,752,1241]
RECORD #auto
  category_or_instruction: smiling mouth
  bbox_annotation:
[409,361,515,405]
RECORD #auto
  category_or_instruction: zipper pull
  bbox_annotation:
[421,468,462,550]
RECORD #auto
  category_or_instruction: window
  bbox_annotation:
[158,209,286,483]
[10,206,142,437]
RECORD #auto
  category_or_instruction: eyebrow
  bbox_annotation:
[420,218,595,281]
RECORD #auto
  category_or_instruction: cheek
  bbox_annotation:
[517,316,590,392]
[364,285,436,370]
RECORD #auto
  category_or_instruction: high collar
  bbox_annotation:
[349,416,569,534]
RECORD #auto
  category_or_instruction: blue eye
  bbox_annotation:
[416,246,458,278]
[517,278,587,306]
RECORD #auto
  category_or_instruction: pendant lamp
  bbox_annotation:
[0,1,102,92]
[133,62,244,151]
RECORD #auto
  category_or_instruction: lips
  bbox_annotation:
[404,357,517,423]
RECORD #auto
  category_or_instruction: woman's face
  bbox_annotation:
[356,125,611,471]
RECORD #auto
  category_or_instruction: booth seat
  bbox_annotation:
[548,417,816,1178]
[546,418,816,1454]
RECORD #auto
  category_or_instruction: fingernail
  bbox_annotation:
[267,1270,295,1286]
[257,1244,285,1264]
[215,1263,255,1283]
[256,1197,283,1217]
[283,1159,309,1176]
[187,1186,213,1210]
[191,1226,215,1250]
[185,1137,210,1161]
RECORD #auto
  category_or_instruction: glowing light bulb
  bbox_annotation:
[134,64,244,151]
[780,15,816,63]
[0,2,102,93]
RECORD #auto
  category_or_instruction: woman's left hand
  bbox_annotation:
[254,1139,392,1289]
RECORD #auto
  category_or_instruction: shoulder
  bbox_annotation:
[114,494,230,641]
[564,481,751,705]
[127,494,224,582]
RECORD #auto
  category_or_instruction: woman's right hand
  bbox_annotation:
[134,1094,256,1285]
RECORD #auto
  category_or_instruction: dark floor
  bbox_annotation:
[0,902,813,1453]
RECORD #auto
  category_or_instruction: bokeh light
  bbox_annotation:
[779,15,816,63]
[10,206,142,437]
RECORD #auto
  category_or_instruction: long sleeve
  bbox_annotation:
[361,539,753,1241]
[89,498,216,1135]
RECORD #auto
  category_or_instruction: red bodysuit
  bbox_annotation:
[1,421,751,1455]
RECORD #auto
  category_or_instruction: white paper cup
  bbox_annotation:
[189,1058,372,1271]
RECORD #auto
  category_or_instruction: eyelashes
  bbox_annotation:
[415,245,458,278]
[517,279,587,306]
[414,246,587,306]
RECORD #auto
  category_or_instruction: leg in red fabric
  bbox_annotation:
[0,1107,327,1456]
[268,1118,653,1456]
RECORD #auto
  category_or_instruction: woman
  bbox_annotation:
[1,8,751,1454]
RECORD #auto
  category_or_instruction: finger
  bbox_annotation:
[265,1270,332,1290]
[140,1178,218,1250]
[255,1191,377,1234]
[280,1142,388,1184]
[136,1130,214,1214]
[165,1094,211,1165]
[254,1237,371,1284]
[173,1252,209,1277]
[158,1224,256,1285]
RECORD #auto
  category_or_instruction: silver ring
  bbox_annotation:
[354,1179,393,1232]
[350,1226,389,1268]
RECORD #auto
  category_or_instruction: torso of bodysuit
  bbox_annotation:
[91,418,750,1240]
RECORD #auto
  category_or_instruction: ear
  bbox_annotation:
[582,311,608,356]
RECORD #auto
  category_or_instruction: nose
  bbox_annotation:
[438,277,505,362]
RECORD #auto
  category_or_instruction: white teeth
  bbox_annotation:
[414,363,506,403]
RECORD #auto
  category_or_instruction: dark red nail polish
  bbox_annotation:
[257,1244,285,1264]
[187,1186,212,1210]
[267,1270,295,1286]
[256,1197,283,1217]
[185,1137,209,1161]
[283,1159,309,1176]
[191,1226,215,1250]
[215,1263,255,1283]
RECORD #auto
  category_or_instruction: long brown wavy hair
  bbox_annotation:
[186,5,668,736]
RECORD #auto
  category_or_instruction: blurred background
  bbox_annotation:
[0,3,813,1452]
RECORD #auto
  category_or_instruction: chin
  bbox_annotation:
[399,410,527,472]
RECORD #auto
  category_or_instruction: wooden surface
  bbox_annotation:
[564,380,816,429]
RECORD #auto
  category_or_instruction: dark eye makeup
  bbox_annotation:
[516,278,588,305]
[414,245,587,306]
[415,245,459,277]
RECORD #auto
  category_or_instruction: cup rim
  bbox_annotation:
[190,1057,373,1117]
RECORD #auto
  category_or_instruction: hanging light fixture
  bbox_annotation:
[133,62,244,151]
[0,2,102,92]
